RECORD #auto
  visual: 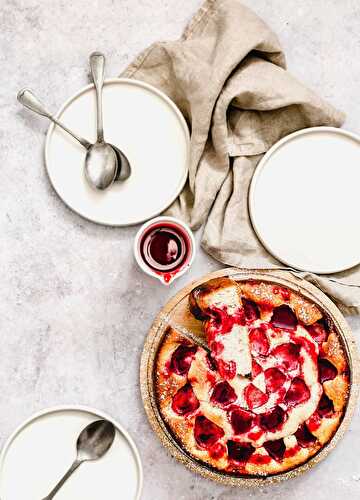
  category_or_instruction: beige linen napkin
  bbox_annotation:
[122,0,360,314]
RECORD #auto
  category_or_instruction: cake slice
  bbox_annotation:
[189,277,252,378]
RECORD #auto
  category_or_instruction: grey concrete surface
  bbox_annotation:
[1,1,360,499]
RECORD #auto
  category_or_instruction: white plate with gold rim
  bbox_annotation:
[0,406,143,500]
[249,127,360,274]
[45,78,190,226]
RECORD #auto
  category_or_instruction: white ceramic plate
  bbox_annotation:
[0,406,143,500]
[45,78,190,226]
[249,127,360,274]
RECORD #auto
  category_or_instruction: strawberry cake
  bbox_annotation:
[155,278,350,476]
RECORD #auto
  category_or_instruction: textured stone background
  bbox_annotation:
[1,1,360,499]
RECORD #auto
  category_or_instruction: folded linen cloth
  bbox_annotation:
[122,0,360,314]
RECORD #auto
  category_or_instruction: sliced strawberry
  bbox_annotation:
[263,439,286,462]
[252,359,263,378]
[244,384,269,409]
[259,406,287,432]
[317,393,334,417]
[170,345,198,376]
[227,440,255,463]
[318,358,337,383]
[271,342,300,371]
[307,320,329,344]
[284,377,310,407]
[249,327,269,356]
[217,359,236,380]
[171,383,200,416]
[230,408,255,434]
[194,416,224,449]
[264,367,286,393]
[294,423,316,448]
[210,381,237,407]
[243,299,260,321]
[271,305,297,330]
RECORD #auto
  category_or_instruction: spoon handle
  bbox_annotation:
[90,52,105,143]
[17,88,92,149]
[41,459,82,500]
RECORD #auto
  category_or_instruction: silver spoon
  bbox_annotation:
[17,88,117,190]
[89,52,131,182]
[87,52,118,189]
[41,419,116,500]
[113,143,131,182]
[17,88,92,150]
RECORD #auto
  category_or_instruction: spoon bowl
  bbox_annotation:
[85,142,118,190]
[76,419,116,462]
[112,143,131,181]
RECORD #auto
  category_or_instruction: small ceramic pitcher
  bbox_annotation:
[134,216,196,285]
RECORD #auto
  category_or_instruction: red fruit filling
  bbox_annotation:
[171,383,200,416]
[210,341,224,356]
[263,439,286,462]
[248,429,264,441]
[264,367,286,393]
[271,342,300,371]
[249,454,272,465]
[243,299,260,321]
[273,286,291,301]
[170,345,197,376]
[230,408,255,434]
[284,445,300,458]
[249,327,269,356]
[284,377,310,407]
[271,305,298,330]
[244,384,269,409]
[210,381,237,407]
[194,416,224,449]
[227,440,255,463]
[318,358,337,383]
[294,423,316,448]
[209,442,226,459]
[259,406,287,432]
[306,412,322,432]
[205,306,245,339]
[252,359,263,378]
[317,393,334,417]
[217,359,236,380]
[295,335,318,365]
[206,352,217,371]
[307,320,329,344]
